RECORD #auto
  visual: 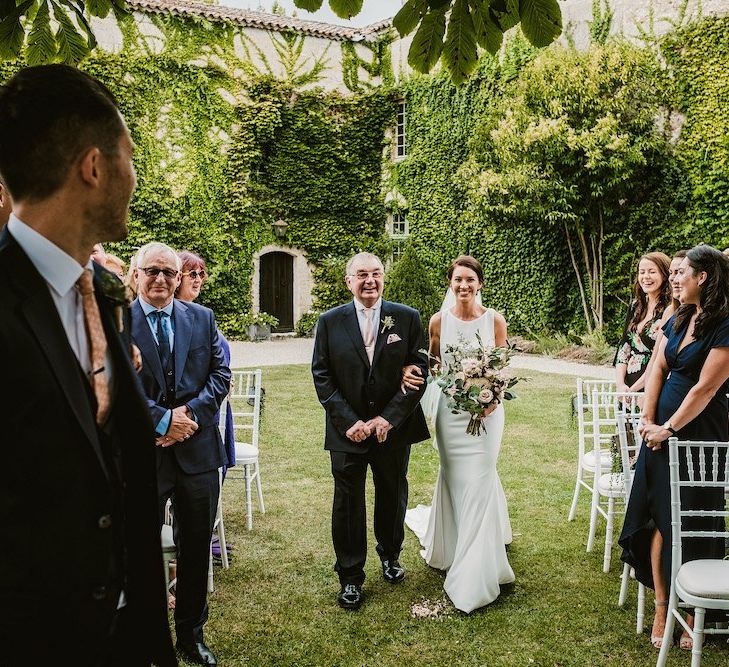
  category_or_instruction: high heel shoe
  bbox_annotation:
[651,600,668,648]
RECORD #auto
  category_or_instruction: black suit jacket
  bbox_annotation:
[131,298,231,475]
[312,300,430,453]
[0,229,176,665]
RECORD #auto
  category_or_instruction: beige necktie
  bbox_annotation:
[363,307,374,363]
[77,269,111,425]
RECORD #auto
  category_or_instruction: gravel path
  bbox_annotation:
[228,337,613,379]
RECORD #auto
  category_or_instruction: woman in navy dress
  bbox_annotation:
[619,244,729,649]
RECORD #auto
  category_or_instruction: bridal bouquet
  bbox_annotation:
[433,334,525,436]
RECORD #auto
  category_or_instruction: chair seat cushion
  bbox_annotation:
[677,560,729,600]
[235,442,259,463]
[597,472,625,496]
[583,448,612,471]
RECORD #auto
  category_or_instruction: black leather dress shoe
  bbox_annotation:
[337,583,363,610]
[176,640,218,666]
[382,559,405,583]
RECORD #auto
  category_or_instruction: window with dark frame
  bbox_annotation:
[396,101,406,158]
[388,211,409,263]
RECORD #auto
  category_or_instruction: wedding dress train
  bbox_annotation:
[405,308,514,613]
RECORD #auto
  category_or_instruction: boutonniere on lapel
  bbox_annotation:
[98,271,133,333]
[380,315,395,334]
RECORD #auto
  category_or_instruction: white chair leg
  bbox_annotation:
[245,463,253,531]
[218,516,229,570]
[636,583,645,634]
[602,496,615,572]
[255,463,265,514]
[586,474,599,552]
[691,607,705,667]
[207,548,214,593]
[657,590,677,667]
[618,563,630,606]
[568,467,582,521]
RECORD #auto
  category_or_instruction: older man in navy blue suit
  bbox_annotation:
[131,241,230,667]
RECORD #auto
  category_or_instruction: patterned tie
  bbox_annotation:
[76,269,111,425]
[363,307,374,363]
[154,311,171,369]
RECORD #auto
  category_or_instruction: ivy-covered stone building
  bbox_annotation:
[3,0,728,338]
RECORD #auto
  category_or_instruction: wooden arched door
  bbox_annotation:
[260,251,294,332]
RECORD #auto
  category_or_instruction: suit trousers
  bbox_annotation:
[330,442,411,586]
[158,449,219,643]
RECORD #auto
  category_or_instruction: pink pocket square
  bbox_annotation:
[387,333,402,344]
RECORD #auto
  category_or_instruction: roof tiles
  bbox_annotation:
[127,0,393,41]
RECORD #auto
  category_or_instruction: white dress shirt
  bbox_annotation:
[8,213,113,388]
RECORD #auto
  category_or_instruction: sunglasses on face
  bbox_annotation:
[183,270,207,280]
[139,266,179,279]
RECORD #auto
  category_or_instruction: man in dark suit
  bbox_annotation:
[131,241,230,667]
[312,252,430,610]
[0,65,175,665]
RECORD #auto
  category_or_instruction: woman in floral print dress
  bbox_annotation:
[615,252,672,393]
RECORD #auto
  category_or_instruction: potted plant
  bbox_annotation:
[295,311,320,338]
[241,311,279,341]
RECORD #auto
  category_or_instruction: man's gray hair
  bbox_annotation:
[135,241,181,271]
[346,252,384,276]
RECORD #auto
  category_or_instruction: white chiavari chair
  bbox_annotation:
[656,438,729,667]
[225,369,265,530]
[568,378,616,522]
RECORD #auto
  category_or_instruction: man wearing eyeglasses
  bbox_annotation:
[131,241,231,666]
[312,252,430,610]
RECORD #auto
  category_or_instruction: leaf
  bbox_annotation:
[86,0,112,19]
[519,0,562,48]
[60,0,97,50]
[293,0,324,12]
[443,0,478,85]
[27,1,56,64]
[427,0,451,8]
[393,0,426,37]
[0,0,34,59]
[490,0,519,31]
[52,0,91,64]
[329,0,362,19]
[471,0,502,54]
[407,6,447,75]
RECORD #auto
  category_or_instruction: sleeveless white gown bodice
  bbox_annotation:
[405,308,514,612]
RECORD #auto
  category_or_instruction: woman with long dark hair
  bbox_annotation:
[404,255,514,612]
[616,252,672,394]
[619,244,729,649]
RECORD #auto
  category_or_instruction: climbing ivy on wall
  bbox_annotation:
[661,16,729,250]
[390,17,729,341]
[387,36,582,336]
[0,13,394,338]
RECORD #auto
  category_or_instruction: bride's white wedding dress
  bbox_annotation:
[405,308,514,613]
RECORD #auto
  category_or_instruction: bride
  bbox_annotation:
[403,255,514,613]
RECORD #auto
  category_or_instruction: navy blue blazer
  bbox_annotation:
[312,300,430,453]
[131,298,231,475]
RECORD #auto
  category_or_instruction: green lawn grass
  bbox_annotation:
[188,365,727,666]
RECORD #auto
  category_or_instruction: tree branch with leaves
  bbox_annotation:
[2,0,563,82]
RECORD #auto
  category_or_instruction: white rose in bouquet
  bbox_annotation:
[478,388,494,405]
